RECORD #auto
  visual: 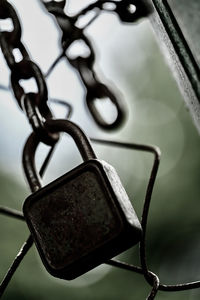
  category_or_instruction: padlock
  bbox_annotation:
[23,119,142,280]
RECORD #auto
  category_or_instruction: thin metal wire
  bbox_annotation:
[147,273,160,300]
[0,235,33,298]
[39,145,56,178]
[50,99,73,119]
[92,139,200,293]
[45,52,65,78]
[0,206,24,221]
[107,260,160,299]
[91,138,161,300]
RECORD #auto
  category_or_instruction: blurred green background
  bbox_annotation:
[0,1,200,299]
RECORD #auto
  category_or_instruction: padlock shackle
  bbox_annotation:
[45,119,97,162]
[23,119,97,193]
[23,133,41,193]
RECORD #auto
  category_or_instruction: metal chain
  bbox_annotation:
[1,1,200,299]
[0,0,60,145]
[40,0,151,130]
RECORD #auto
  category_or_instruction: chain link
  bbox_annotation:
[40,0,151,129]
[0,0,59,145]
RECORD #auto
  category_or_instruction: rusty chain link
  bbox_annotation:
[1,1,200,299]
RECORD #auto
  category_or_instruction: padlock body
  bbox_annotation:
[23,159,142,280]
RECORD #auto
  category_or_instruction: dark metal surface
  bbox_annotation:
[23,157,142,279]
[146,0,200,133]
[22,119,141,281]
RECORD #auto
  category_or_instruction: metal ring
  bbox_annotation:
[0,0,22,43]
[0,34,29,69]
[11,60,48,108]
[21,93,59,146]
[86,82,126,130]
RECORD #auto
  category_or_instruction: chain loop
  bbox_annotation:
[0,0,21,44]
[40,0,129,130]
[0,35,29,69]
[21,93,59,146]
[10,60,47,106]
[0,0,58,145]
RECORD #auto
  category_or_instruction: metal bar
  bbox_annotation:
[0,206,24,221]
[146,0,200,133]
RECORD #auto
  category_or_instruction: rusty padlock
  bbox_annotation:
[23,119,142,280]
